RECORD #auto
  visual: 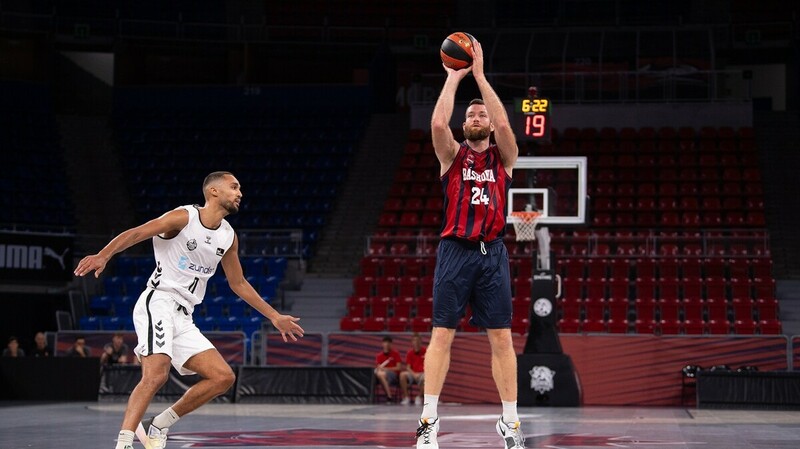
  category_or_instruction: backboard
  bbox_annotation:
[508,156,588,226]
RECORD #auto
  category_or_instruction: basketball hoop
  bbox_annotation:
[508,211,543,241]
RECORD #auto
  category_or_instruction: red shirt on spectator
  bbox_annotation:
[406,346,426,373]
[376,350,402,371]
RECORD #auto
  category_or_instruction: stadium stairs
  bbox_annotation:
[310,113,409,277]
[283,278,352,334]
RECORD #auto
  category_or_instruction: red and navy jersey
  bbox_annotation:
[439,142,512,242]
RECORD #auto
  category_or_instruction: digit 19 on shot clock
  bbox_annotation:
[514,96,552,142]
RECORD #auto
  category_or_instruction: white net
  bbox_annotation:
[509,211,543,241]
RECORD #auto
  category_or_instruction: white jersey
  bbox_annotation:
[146,205,235,312]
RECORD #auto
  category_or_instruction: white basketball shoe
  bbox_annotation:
[415,417,439,449]
[135,417,169,449]
[496,417,525,448]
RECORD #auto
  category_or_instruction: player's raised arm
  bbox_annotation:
[470,40,518,173]
[74,209,190,278]
[431,64,471,175]
[220,234,304,342]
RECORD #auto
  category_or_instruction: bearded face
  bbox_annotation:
[463,104,493,142]
[464,123,491,141]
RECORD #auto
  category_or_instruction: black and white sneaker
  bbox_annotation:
[496,417,525,448]
[135,417,169,449]
[415,417,439,449]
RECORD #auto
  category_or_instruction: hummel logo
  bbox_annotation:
[156,341,165,348]
[156,332,165,340]
[151,263,163,288]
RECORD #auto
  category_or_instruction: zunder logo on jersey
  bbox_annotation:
[177,255,215,275]
[462,168,496,183]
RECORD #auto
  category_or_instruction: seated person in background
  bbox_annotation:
[401,332,427,405]
[101,333,130,365]
[374,336,403,402]
[3,336,25,357]
[66,335,91,357]
[30,332,51,357]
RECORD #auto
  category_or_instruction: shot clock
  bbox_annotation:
[513,96,552,142]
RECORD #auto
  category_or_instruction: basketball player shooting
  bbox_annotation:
[74,171,304,449]
[414,40,525,449]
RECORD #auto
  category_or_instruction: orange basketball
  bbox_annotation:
[440,32,475,70]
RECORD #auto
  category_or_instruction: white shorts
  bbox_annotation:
[133,288,214,376]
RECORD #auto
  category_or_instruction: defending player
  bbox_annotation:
[75,171,304,449]
[414,39,525,449]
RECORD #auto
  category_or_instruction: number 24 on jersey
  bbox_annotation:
[471,186,489,205]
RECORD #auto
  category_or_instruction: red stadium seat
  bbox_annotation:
[756,298,779,320]
[395,276,418,297]
[581,319,606,333]
[659,298,681,321]
[706,298,728,321]
[363,317,387,332]
[607,297,629,320]
[562,277,583,300]
[511,317,530,335]
[635,259,656,280]
[753,277,776,300]
[608,259,631,281]
[558,318,581,333]
[660,319,681,335]
[513,296,532,318]
[733,319,757,335]
[353,276,375,296]
[634,319,657,334]
[340,316,363,331]
[418,276,434,296]
[751,259,773,279]
[558,298,581,321]
[659,278,680,300]
[586,259,607,280]
[707,319,731,334]
[635,298,657,321]
[514,277,532,298]
[607,319,628,333]
[682,259,702,279]
[732,297,754,321]
[658,259,680,279]
[410,317,432,332]
[758,319,782,335]
[392,296,415,318]
[635,277,656,301]
[585,279,606,299]
[607,278,629,301]
[375,277,397,297]
[387,317,409,332]
[729,278,751,300]
[360,258,382,277]
[683,298,704,321]
[583,297,605,320]
[683,319,705,335]
[369,296,392,317]
[705,278,727,301]
[347,296,369,317]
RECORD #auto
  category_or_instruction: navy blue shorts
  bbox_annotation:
[432,238,513,329]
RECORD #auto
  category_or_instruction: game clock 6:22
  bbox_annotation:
[513,97,552,142]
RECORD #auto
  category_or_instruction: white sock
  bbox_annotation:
[502,400,519,423]
[420,394,439,420]
[115,430,134,449]
[152,407,180,429]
